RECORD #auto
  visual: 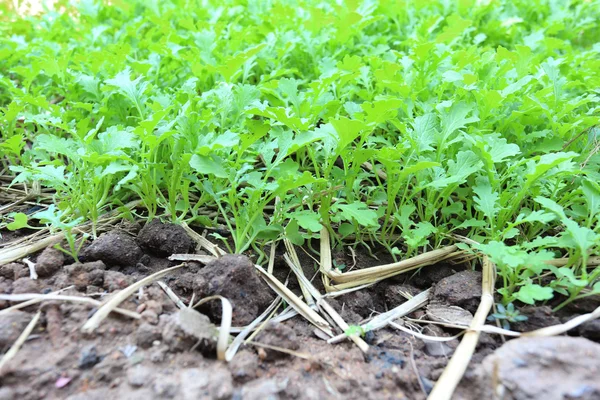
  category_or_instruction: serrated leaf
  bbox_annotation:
[515,283,554,305]
[291,210,322,232]
[473,179,500,219]
[335,202,379,227]
[189,154,228,178]
[438,101,479,143]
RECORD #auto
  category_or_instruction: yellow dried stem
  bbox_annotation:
[428,255,495,400]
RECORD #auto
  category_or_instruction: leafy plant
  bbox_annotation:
[488,303,528,330]
[0,0,599,308]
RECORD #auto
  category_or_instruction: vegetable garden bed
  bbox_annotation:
[1,1,599,399]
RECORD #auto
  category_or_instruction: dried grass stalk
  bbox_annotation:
[283,242,369,352]
[225,298,282,361]
[156,281,187,310]
[428,255,495,400]
[0,233,63,266]
[0,286,74,315]
[0,293,140,319]
[192,295,232,361]
[168,254,217,263]
[254,264,334,337]
[181,222,226,257]
[327,288,431,344]
[326,245,460,284]
[0,200,141,266]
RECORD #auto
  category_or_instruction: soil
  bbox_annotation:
[0,222,599,399]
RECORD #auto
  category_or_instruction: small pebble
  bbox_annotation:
[78,345,100,369]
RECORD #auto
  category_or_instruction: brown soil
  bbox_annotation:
[0,222,599,400]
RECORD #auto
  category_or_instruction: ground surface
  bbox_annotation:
[1,222,599,400]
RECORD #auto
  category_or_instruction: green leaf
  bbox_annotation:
[7,213,28,231]
[330,117,369,151]
[410,113,437,152]
[105,68,148,112]
[291,210,322,232]
[473,179,500,220]
[189,154,228,178]
[515,283,554,305]
[438,101,479,143]
[285,219,304,246]
[335,202,379,228]
[582,179,600,218]
[525,152,578,185]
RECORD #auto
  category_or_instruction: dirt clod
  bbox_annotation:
[193,254,274,326]
[137,220,194,257]
[255,322,299,360]
[412,263,457,288]
[384,284,421,308]
[64,261,106,291]
[0,263,22,280]
[336,289,379,319]
[136,323,163,349]
[127,364,153,387]
[82,230,143,267]
[103,270,134,292]
[578,319,600,343]
[161,308,217,356]
[35,246,65,277]
[512,305,561,332]
[0,311,32,349]
[229,349,259,383]
[468,337,600,400]
[433,270,482,313]
[179,366,234,400]
[11,277,41,294]
[240,378,287,400]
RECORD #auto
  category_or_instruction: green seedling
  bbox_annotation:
[488,303,528,330]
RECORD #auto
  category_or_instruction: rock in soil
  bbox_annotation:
[426,303,473,326]
[35,246,65,277]
[78,344,101,369]
[466,337,600,400]
[135,322,163,349]
[137,220,194,257]
[161,309,217,355]
[82,230,143,267]
[0,311,32,349]
[127,364,153,387]
[193,254,275,326]
[255,322,299,360]
[432,270,482,313]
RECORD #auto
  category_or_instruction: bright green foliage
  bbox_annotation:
[1,0,599,303]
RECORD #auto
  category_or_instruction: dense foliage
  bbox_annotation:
[1,0,599,308]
